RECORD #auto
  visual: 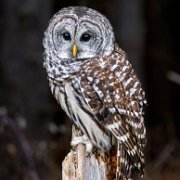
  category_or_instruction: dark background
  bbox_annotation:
[0,0,179,179]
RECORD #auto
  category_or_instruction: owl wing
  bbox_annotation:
[78,45,146,177]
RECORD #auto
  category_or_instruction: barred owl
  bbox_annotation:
[43,6,146,179]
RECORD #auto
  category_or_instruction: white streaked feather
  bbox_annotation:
[64,82,111,151]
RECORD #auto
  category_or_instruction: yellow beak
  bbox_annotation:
[72,43,78,58]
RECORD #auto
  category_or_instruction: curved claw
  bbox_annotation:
[71,134,93,154]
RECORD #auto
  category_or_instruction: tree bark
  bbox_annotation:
[62,144,109,180]
[62,126,115,180]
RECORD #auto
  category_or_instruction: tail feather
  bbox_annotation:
[116,142,143,180]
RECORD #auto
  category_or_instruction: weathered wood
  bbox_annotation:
[62,126,114,180]
[62,144,109,180]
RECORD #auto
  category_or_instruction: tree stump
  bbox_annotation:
[62,126,116,180]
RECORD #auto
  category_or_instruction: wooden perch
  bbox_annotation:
[62,144,108,180]
[62,126,116,180]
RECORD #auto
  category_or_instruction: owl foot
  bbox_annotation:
[71,134,93,154]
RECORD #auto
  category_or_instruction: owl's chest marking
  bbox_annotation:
[57,81,111,151]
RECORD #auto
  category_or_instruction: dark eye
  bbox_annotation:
[62,32,71,41]
[80,33,92,42]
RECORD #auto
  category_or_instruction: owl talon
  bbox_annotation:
[71,134,93,154]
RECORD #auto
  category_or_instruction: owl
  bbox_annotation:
[43,6,146,180]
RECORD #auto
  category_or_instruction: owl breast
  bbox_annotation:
[50,80,112,151]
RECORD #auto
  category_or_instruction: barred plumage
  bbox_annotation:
[43,6,146,179]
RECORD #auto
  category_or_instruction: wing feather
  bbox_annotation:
[78,44,146,176]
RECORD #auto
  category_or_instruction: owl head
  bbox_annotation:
[43,6,115,62]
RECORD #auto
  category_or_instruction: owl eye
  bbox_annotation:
[62,32,71,41]
[80,33,92,42]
